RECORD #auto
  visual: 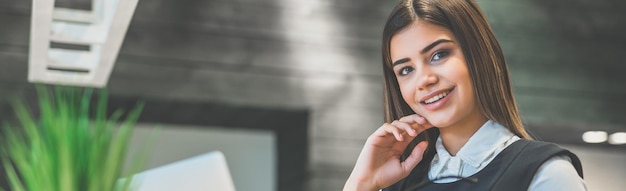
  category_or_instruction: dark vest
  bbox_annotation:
[383,139,583,191]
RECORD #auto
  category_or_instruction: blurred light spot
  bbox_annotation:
[582,131,607,143]
[608,132,626,145]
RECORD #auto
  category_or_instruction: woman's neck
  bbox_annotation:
[438,112,487,156]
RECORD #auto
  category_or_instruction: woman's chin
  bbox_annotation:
[425,117,454,129]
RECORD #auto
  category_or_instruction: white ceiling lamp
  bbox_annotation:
[582,131,608,143]
[608,132,626,145]
[28,0,139,87]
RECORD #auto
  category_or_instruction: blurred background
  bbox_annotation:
[1,0,625,190]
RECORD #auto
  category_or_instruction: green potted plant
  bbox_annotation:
[1,86,151,191]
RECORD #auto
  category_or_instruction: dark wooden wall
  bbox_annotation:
[1,0,625,190]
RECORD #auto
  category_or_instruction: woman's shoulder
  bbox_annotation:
[528,155,587,191]
[488,139,585,190]
[506,139,583,177]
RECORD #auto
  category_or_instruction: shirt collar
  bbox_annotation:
[434,120,515,168]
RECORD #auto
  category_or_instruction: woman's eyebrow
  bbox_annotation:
[392,39,454,67]
[392,58,411,67]
[420,39,454,55]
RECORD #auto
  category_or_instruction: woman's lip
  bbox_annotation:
[420,88,454,111]
[419,88,454,103]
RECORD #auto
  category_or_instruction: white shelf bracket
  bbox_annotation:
[29,0,139,87]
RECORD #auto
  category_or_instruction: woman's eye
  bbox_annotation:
[431,50,450,62]
[397,67,414,76]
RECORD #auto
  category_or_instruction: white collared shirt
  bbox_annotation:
[428,120,587,190]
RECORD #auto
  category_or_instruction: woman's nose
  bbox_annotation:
[416,71,438,91]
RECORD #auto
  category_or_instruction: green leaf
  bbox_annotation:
[1,85,154,191]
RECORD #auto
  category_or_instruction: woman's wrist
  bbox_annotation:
[344,176,379,191]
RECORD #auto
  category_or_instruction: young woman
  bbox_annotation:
[343,0,586,190]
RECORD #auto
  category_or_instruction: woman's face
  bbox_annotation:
[389,21,483,128]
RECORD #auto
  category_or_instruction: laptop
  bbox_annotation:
[129,151,236,191]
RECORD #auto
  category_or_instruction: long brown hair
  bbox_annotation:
[381,0,532,163]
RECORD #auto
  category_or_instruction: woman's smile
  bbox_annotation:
[420,87,455,111]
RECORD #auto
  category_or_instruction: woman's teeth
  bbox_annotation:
[424,91,448,104]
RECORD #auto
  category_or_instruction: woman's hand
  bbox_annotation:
[344,114,433,191]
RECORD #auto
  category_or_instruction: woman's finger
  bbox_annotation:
[401,141,428,173]
[398,114,421,124]
[391,120,417,136]
[373,123,404,141]
[413,115,433,128]
[398,114,433,132]
[398,114,432,128]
